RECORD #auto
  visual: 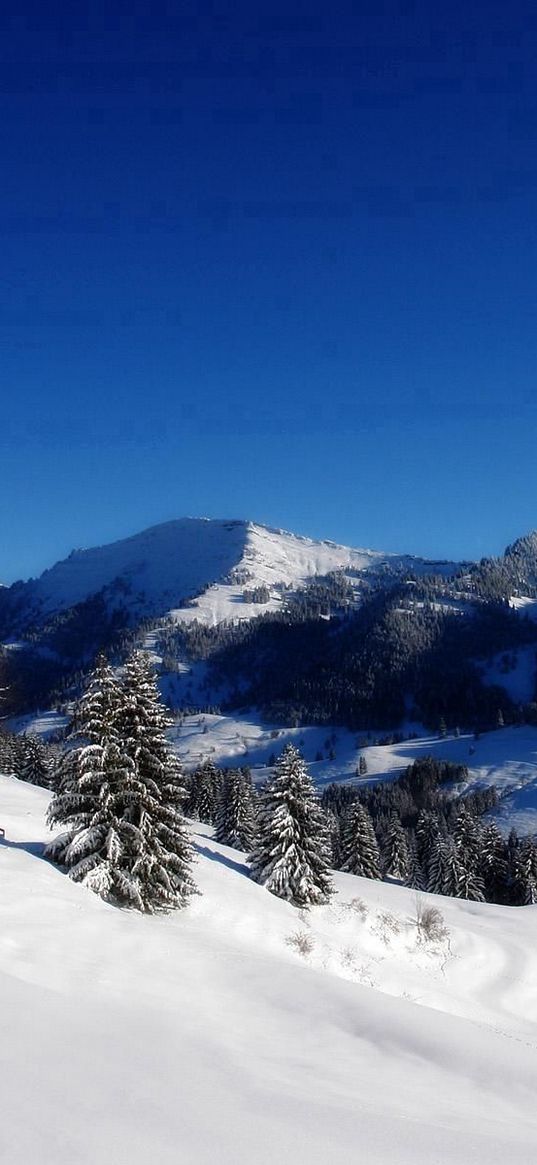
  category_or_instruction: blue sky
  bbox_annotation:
[3,1,537,582]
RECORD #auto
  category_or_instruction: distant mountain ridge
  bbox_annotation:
[3,517,537,724]
[0,516,463,633]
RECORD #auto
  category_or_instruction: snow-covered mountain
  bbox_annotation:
[2,772,537,1164]
[0,517,459,631]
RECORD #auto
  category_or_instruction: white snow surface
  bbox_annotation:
[2,775,537,1163]
[12,517,459,627]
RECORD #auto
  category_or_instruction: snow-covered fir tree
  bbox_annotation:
[453,804,485,901]
[324,807,341,869]
[19,735,54,788]
[512,838,537,905]
[405,835,424,890]
[248,744,333,906]
[46,654,134,885]
[115,650,198,912]
[215,767,256,850]
[481,822,508,903]
[187,759,222,824]
[416,809,442,886]
[47,651,197,912]
[426,835,450,895]
[440,837,465,897]
[382,813,410,881]
[339,801,381,880]
[0,728,23,777]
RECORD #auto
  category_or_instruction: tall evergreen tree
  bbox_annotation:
[481,822,508,903]
[115,650,198,911]
[441,836,465,897]
[382,813,410,881]
[215,767,256,850]
[427,835,450,895]
[339,801,381,879]
[416,809,442,886]
[248,744,333,905]
[405,834,424,890]
[19,735,54,788]
[512,838,537,905]
[47,652,197,912]
[453,804,485,901]
[46,655,134,887]
[187,759,221,824]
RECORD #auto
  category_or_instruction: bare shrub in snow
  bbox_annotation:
[414,895,449,944]
[285,930,316,958]
[341,896,368,919]
[374,910,402,945]
[340,945,358,971]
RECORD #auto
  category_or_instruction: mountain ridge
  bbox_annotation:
[0,515,464,633]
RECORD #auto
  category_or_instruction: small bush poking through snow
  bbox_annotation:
[341,896,368,919]
[374,910,402,945]
[285,930,316,958]
[414,896,449,944]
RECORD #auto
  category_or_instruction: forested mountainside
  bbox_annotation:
[2,519,537,730]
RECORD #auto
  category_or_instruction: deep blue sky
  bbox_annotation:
[3,0,537,582]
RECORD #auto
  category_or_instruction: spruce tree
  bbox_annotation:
[116,650,198,911]
[453,804,485,901]
[339,801,381,880]
[440,836,465,897]
[188,759,221,824]
[416,809,442,885]
[405,835,424,890]
[382,813,410,881]
[47,652,197,912]
[215,767,256,850]
[427,835,450,895]
[46,655,135,890]
[248,744,333,906]
[512,839,537,905]
[481,822,508,903]
[19,735,53,789]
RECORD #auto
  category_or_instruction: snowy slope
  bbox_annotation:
[1,774,537,1164]
[170,715,537,835]
[1,517,460,631]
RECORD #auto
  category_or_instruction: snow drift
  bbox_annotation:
[1,773,537,1164]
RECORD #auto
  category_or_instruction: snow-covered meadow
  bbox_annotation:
[170,712,537,833]
[1,774,537,1163]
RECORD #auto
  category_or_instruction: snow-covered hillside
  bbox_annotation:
[1,517,460,630]
[1,774,537,1164]
[172,715,537,834]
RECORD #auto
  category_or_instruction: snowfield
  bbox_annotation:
[2,775,537,1163]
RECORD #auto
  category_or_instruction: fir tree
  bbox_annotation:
[481,822,508,903]
[324,807,341,869]
[215,767,256,851]
[46,655,135,886]
[47,652,197,913]
[441,836,465,897]
[248,744,333,906]
[188,759,221,824]
[453,804,485,900]
[116,651,198,911]
[512,838,537,905]
[19,735,53,788]
[427,835,450,895]
[416,809,442,885]
[339,801,381,879]
[382,813,410,881]
[405,835,424,890]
